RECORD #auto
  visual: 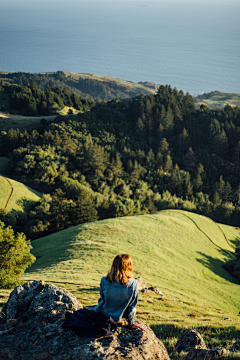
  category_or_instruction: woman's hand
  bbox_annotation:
[130,323,145,330]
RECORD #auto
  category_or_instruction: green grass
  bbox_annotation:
[0,176,10,208]
[194,91,240,109]
[21,210,239,316]
[0,175,42,212]
[0,112,57,132]
[1,209,240,357]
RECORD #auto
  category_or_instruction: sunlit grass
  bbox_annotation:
[0,175,10,208]
[194,91,240,109]
[64,72,159,94]
[21,210,239,315]
[58,106,81,115]
[0,175,41,212]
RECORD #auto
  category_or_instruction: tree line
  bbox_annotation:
[1,81,95,116]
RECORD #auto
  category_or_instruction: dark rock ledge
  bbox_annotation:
[0,280,170,360]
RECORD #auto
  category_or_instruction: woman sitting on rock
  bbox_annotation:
[63,253,144,336]
[94,253,144,330]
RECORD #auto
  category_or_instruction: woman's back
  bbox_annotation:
[94,276,138,324]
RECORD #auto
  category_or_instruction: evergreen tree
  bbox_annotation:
[71,191,98,225]
[184,147,198,175]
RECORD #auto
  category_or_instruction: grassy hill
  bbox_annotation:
[1,209,240,357]
[22,210,240,318]
[0,176,10,208]
[194,91,240,109]
[0,174,41,213]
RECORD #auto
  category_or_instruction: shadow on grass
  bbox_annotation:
[196,250,238,284]
[16,197,40,211]
[151,323,183,339]
[151,323,240,359]
[79,287,100,292]
[229,235,240,248]
[1,197,38,222]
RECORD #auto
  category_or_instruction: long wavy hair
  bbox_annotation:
[106,254,133,285]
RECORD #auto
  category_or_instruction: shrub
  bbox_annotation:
[0,221,35,288]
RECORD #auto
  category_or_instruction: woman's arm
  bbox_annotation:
[126,281,142,327]
[98,278,104,303]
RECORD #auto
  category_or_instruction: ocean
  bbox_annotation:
[0,0,239,95]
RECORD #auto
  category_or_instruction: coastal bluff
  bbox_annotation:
[0,280,170,360]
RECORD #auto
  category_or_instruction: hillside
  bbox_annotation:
[22,210,239,322]
[0,174,41,213]
[0,71,159,102]
[194,91,240,109]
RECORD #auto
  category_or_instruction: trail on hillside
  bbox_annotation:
[3,177,13,209]
[169,211,235,259]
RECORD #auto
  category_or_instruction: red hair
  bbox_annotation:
[106,254,133,285]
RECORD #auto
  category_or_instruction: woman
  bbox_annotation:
[63,253,144,337]
[94,254,144,330]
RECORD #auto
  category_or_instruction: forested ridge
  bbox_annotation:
[1,85,240,241]
[0,71,158,102]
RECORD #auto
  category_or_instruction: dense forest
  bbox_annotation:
[0,84,240,242]
[0,81,95,115]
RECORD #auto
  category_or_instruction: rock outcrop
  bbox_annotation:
[135,277,163,295]
[175,329,235,359]
[0,281,170,360]
[0,280,82,328]
[175,329,207,353]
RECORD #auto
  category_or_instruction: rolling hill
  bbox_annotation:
[22,210,239,323]
[194,91,240,109]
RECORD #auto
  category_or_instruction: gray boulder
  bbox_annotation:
[0,281,170,360]
[148,287,163,295]
[135,278,164,296]
[135,277,148,290]
[175,329,207,353]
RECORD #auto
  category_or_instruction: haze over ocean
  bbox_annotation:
[0,0,239,95]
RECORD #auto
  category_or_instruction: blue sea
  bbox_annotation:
[0,0,239,95]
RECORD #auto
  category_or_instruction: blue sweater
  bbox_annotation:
[94,276,138,325]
